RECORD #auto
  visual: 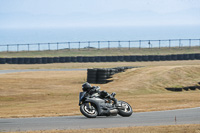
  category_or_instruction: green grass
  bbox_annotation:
[1,46,200,57]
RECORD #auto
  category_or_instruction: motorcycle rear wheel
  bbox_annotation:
[80,103,98,118]
[118,101,133,117]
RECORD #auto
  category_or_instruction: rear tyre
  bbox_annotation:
[118,101,133,117]
[80,103,98,118]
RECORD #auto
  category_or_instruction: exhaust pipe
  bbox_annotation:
[110,109,118,116]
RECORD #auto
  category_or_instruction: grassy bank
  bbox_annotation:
[0,63,200,118]
[7,124,200,133]
[1,47,200,57]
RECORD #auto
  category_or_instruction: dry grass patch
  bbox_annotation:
[7,124,200,133]
[0,65,200,118]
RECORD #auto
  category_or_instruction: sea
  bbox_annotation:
[0,26,200,51]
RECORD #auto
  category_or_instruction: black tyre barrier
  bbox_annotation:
[142,55,148,61]
[0,58,6,64]
[5,58,12,64]
[41,57,47,64]
[165,55,172,61]
[154,55,160,61]
[18,58,24,64]
[47,57,54,63]
[136,55,142,61]
[77,56,83,62]
[189,54,195,60]
[24,58,30,64]
[183,87,189,91]
[130,55,136,62]
[195,54,200,60]
[177,54,184,60]
[35,58,42,64]
[171,55,177,60]
[183,54,189,60]
[188,86,196,90]
[53,57,59,63]
[82,57,89,62]
[30,58,36,64]
[94,56,100,62]
[65,57,71,62]
[87,67,135,84]
[124,56,130,62]
[71,57,77,62]
[148,55,154,61]
[106,56,113,62]
[59,57,66,63]
[165,87,182,91]
[12,58,18,64]
[118,56,124,62]
[100,56,107,62]
[112,56,118,62]
[88,56,95,62]
[160,55,166,61]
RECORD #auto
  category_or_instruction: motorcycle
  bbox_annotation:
[79,86,133,118]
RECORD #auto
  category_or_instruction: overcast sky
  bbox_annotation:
[0,0,200,29]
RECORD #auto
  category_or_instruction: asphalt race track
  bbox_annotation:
[0,69,200,132]
[0,107,199,132]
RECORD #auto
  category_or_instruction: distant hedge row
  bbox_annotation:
[1,53,200,64]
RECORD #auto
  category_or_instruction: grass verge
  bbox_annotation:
[0,64,200,118]
[7,124,200,133]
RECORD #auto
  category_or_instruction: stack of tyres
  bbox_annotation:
[195,53,200,60]
[82,57,89,62]
[148,55,154,61]
[77,56,83,62]
[106,56,113,62]
[189,54,195,60]
[65,57,71,62]
[59,57,66,63]
[0,58,6,64]
[112,56,118,62]
[24,58,30,64]
[130,55,136,62]
[100,56,107,62]
[142,55,148,61]
[47,57,54,63]
[35,58,42,64]
[177,54,184,60]
[30,58,36,64]
[160,55,166,61]
[41,57,47,64]
[171,55,177,60]
[88,56,95,62]
[87,69,97,84]
[94,56,100,62]
[18,58,24,64]
[53,57,59,63]
[97,69,108,84]
[5,58,12,64]
[71,57,77,62]
[12,58,18,64]
[124,56,130,62]
[118,56,124,62]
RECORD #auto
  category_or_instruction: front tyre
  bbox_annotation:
[118,101,133,117]
[80,103,98,118]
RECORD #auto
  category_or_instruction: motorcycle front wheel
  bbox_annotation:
[80,103,98,118]
[118,101,133,117]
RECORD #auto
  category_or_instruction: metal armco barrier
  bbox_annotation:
[1,53,200,64]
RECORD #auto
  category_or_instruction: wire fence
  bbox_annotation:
[0,38,200,52]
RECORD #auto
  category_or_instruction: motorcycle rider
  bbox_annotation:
[82,82,119,106]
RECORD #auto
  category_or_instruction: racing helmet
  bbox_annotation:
[82,82,92,92]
